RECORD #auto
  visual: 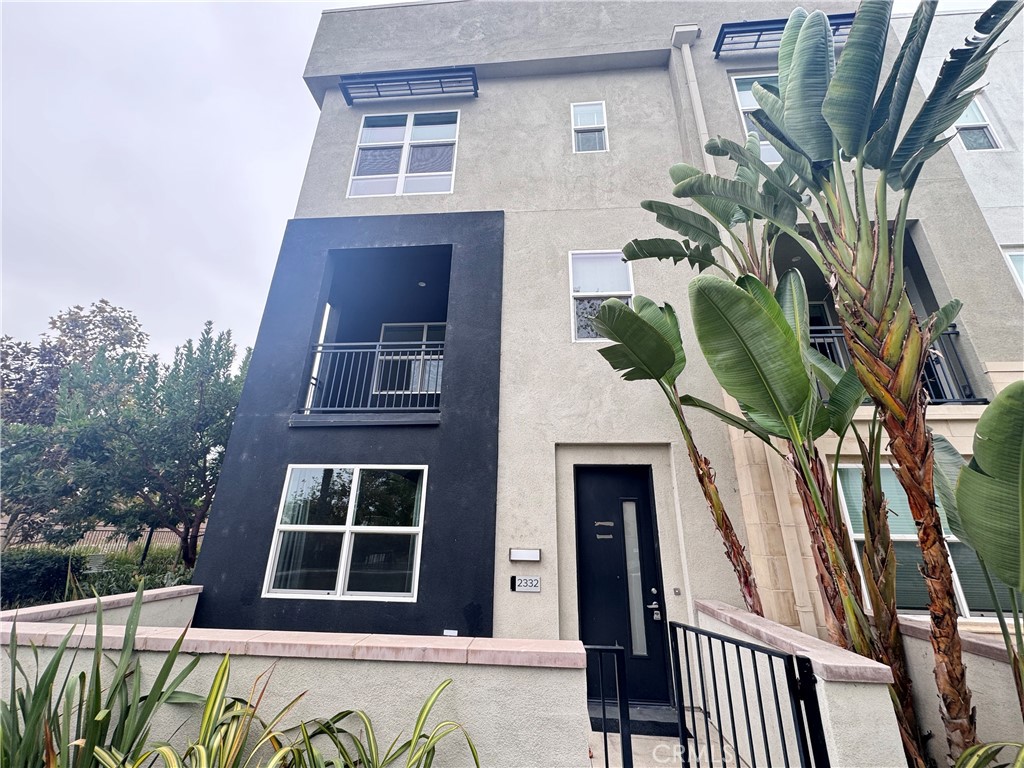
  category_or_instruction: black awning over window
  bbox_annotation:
[712,13,855,58]
[339,67,478,106]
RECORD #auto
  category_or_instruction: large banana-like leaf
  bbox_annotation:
[822,0,893,156]
[784,10,835,162]
[678,393,775,444]
[825,366,868,435]
[747,109,818,190]
[704,136,802,203]
[933,433,969,542]
[594,297,685,385]
[889,0,1023,186]
[927,299,963,338]
[622,238,718,273]
[640,200,725,249]
[673,175,781,225]
[955,380,1024,591]
[670,162,744,226]
[775,269,812,358]
[778,8,808,103]
[689,276,811,423]
[863,0,937,170]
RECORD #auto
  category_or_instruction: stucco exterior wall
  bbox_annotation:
[0,586,201,629]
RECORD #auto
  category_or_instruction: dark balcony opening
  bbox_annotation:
[301,245,452,416]
[774,234,985,406]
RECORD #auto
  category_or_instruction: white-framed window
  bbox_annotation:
[731,74,783,164]
[373,323,445,395]
[837,465,1010,618]
[1002,246,1024,294]
[571,101,609,153]
[570,250,634,341]
[263,464,426,601]
[954,101,999,151]
[348,111,459,197]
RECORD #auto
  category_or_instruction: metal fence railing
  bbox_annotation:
[584,645,634,768]
[670,622,830,768]
[810,324,985,405]
[301,341,444,414]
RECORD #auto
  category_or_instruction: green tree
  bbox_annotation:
[58,323,249,567]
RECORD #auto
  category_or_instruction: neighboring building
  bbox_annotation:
[191,0,1024,709]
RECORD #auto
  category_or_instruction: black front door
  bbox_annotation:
[575,465,670,704]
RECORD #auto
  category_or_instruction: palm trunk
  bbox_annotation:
[859,453,928,768]
[884,397,976,760]
[672,387,763,616]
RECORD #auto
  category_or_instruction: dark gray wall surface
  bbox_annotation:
[192,211,504,637]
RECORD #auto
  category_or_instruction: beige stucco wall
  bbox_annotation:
[0,586,201,629]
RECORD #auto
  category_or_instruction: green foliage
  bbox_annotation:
[953,742,1024,768]
[0,546,191,609]
[1,586,199,768]
[300,679,480,768]
[0,548,85,608]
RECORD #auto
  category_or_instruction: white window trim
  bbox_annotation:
[569,250,635,343]
[729,72,782,166]
[346,110,460,198]
[1001,245,1024,295]
[571,101,610,154]
[954,100,1001,152]
[834,463,999,620]
[261,464,427,602]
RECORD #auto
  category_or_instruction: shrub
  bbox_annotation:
[80,545,193,597]
[0,547,84,609]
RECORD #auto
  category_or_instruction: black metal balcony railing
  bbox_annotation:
[809,324,986,405]
[301,341,444,414]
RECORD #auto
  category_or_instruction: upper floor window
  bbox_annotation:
[954,101,999,151]
[348,111,459,197]
[838,466,1009,618]
[570,251,633,341]
[731,74,783,164]
[263,465,426,600]
[572,102,608,153]
[1004,247,1024,294]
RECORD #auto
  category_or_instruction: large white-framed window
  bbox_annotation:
[348,111,459,197]
[954,101,1000,151]
[730,73,783,164]
[571,101,609,153]
[570,250,634,342]
[837,465,1010,618]
[1002,246,1024,294]
[263,464,426,601]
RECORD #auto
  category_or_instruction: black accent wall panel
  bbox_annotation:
[191,212,504,637]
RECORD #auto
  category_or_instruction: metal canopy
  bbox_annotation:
[712,12,855,58]
[339,66,479,106]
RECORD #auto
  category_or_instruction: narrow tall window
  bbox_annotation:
[1005,247,1024,294]
[264,465,426,600]
[731,74,782,164]
[570,251,633,341]
[954,101,999,150]
[349,111,458,197]
[572,102,608,153]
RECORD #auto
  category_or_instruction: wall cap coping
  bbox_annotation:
[982,361,1024,373]
[0,621,586,670]
[899,617,1010,664]
[0,586,203,624]
[695,599,893,684]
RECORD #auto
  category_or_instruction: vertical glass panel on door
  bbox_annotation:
[360,114,408,144]
[572,253,631,293]
[353,468,423,526]
[411,112,458,141]
[280,467,352,526]
[346,533,417,593]
[622,500,648,657]
[271,531,345,592]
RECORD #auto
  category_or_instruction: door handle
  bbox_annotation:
[646,601,660,610]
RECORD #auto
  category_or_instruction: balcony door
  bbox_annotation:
[373,323,445,396]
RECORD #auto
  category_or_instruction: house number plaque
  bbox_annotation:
[511,576,541,592]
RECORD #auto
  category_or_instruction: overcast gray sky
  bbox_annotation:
[1,0,984,362]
